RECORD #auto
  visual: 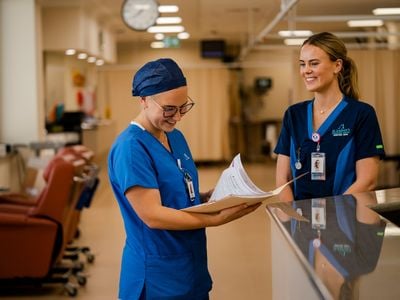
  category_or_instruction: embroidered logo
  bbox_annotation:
[333,244,352,256]
[332,124,350,137]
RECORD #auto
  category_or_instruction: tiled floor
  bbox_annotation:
[0,158,276,300]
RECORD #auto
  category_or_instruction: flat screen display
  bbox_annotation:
[200,40,226,58]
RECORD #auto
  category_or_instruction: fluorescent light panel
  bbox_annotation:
[347,19,384,27]
[156,17,182,24]
[147,25,185,33]
[373,7,400,15]
[158,5,179,13]
[284,38,306,46]
[279,30,313,37]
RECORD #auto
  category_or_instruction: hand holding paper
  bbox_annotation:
[181,154,307,213]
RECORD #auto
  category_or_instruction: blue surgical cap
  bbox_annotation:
[132,58,187,97]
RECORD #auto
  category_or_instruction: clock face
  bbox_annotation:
[121,0,159,31]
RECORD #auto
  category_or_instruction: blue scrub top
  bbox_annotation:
[274,96,385,200]
[108,123,212,299]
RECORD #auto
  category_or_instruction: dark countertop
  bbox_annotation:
[267,188,400,300]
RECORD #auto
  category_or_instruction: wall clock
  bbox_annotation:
[121,0,159,31]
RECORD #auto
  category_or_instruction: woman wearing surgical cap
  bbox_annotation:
[108,58,260,300]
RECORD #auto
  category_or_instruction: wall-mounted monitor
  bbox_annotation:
[200,40,226,58]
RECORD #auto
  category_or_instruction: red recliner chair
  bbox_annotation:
[56,146,99,264]
[0,156,80,296]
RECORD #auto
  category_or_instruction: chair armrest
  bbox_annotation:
[0,193,37,206]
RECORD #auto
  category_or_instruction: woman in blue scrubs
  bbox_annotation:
[274,32,385,201]
[108,58,260,300]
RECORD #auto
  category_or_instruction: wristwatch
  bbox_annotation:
[121,0,159,31]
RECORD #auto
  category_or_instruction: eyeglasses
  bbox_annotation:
[150,96,195,118]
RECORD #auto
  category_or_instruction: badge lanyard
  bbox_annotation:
[311,198,326,248]
[311,132,326,181]
[177,159,196,201]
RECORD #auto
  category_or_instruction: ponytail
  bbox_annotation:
[338,56,360,100]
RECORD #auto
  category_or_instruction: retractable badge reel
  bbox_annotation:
[295,147,302,170]
[177,159,196,201]
[311,132,326,181]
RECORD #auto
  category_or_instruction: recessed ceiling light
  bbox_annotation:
[151,41,165,48]
[65,49,76,55]
[177,32,190,39]
[373,8,400,15]
[158,5,179,13]
[77,53,88,59]
[278,30,313,37]
[156,17,182,25]
[155,33,165,40]
[147,26,185,33]
[87,57,96,63]
[347,19,384,27]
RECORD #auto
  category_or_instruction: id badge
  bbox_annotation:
[311,152,326,181]
[184,172,196,201]
[311,198,326,230]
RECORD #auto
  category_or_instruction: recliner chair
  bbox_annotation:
[0,156,81,296]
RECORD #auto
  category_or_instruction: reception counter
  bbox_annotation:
[266,188,400,300]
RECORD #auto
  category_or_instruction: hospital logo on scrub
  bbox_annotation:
[332,124,350,137]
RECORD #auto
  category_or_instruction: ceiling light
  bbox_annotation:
[284,38,306,46]
[177,32,190,39]
[373,8,400,15]
[65,49,76,55]
[87,57,96,63]
[156,17,182,25]
[77,53,88,59]
[158,5,179,13]
[278,30,313,37]
[347,19,384,27]
[151,41,165,48]
[147,26,185,33]
[155,33,165,40]
[96,59,104,66]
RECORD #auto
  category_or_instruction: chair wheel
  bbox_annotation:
[65,282,78,297]
[77,274,87,286]
[87,253,95,263]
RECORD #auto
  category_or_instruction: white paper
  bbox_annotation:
[210,154,266,201]
[181,154,307,213]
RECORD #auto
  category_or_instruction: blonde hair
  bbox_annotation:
[302,32,360,100]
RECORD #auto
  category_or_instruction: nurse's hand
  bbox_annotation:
[213,202,261,226]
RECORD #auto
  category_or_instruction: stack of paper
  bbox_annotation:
[182,154,305,213]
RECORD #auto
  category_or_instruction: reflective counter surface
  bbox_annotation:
[267,188,400,300]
